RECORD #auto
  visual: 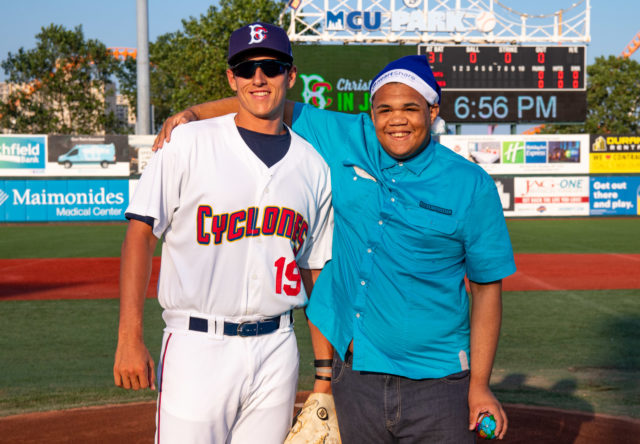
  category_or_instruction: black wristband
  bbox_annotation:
[314,359,333,368]
[314,374,332,381]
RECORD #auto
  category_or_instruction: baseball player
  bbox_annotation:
[113,22,333,444]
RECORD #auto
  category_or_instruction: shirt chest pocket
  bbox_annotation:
[400,205,460,249]
[410,208,457,234]
[398,206,464,275]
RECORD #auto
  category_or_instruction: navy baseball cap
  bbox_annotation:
[227,22,293,66]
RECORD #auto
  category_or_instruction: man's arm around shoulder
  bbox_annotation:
[153,98,297,149]
[113,219,159,390]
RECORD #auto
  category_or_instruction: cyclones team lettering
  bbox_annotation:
[196,205,308,255]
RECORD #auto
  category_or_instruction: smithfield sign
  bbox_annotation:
[0,135,47,171]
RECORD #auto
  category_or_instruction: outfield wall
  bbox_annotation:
[441,134,640,217]
[0,134,154,222]
[0,134,639,221]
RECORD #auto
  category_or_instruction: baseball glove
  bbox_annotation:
[284,393,341,444]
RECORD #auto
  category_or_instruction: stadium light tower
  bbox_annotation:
[136,0,151,135]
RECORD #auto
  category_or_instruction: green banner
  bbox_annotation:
[289,44,416,114]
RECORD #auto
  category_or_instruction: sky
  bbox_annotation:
[0,0,638,131]
[1,0,638,69]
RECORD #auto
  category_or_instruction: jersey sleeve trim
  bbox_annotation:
[125,212,155,228]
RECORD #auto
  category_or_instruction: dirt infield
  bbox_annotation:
[1,394,639,444]
[0,257,161,300]
[507,253,640,291]
[2,253,640,301]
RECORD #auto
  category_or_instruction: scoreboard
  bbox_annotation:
[418,45,587,123]
[419,45,586,90]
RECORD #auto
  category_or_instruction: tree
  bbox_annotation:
[148,0,286,128]
[0,24,127,134]
[541,55,640,134]
[117,55,138,119]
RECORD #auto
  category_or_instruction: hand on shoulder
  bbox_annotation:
[153,108,199,151]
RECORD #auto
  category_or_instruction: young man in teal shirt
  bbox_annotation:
[156,55,515,442]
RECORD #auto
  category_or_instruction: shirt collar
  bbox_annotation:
[379,137,436,175]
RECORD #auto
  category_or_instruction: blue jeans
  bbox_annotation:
[331,351,475,444]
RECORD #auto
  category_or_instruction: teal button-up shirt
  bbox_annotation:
[292,103,516,379]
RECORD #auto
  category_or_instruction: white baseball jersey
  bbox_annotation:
[127,113,333,318]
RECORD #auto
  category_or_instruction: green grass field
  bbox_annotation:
[0,219,639,418]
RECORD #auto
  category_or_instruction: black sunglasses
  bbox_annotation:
[231,60,292,79]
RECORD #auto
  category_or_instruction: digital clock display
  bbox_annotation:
[418,45,586,91]
[438,91,587,124]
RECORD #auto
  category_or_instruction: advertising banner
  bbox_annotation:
[47,135,130,176]
[128,135,155,175]
[0,135,48,176]
[510,176,590,217]
[590,176,640,216]
[440,134,590,175]
[589,135,640,173]
[0,178,129,222]
[492,176,515,214]
[289,44,415,115]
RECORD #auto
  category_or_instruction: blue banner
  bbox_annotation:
[590,176,640,216]
[0,179,129,222]
[0,135,47,170]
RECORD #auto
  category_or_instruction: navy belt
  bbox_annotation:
[188,312,292,337]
